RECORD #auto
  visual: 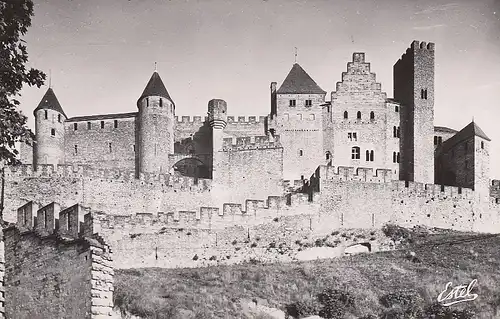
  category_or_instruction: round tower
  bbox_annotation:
[33,88,67,166]
[137,71,175,174]
[208,99,227,180]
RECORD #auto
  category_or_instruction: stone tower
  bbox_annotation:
[136,71,175,175]
[394,40,435,183]
[208,99,227,181]
[33,88,67,166]
[274,63,326,180]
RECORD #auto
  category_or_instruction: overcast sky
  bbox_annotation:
[17,0,500,177]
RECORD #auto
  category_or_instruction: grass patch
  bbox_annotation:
[114,229,500,318]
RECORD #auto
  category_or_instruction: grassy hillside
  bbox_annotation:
[113,226,500,319]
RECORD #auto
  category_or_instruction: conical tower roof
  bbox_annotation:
[138,71,174,105]
[277,63,326,94]
[460,121,491,141]
[33,88,66,118]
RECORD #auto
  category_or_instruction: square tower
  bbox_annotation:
[394,41,435,183]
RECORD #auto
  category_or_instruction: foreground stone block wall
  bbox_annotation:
[1,202,114,319]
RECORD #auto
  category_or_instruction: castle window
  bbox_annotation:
[481,141,484,149]
[50,128,55,136]
[370,150,374,161]
[397,152,400,163]
[109,143,112,153]
[424,89,428,99]
[351,146,360,160]
[365,150,370,161]
[353,132,357,141]
[87,122,91,130]
[397,127,400,138]
[58,114,61,123]
[299,149,303,157]
[357,111,361,119]
[101,121,104,129]
[289,99,296,107]
[74,145,78,155]
[326,151,331,160]
[159,98,163,107]
[394,127,398,138]
[133,145,135,152]
[146,97,149,107]
[344,111,348,119]
[114,120,118,128]
[395,105,399,112]
[421,89,428,100]
[393,152,396,163]
[438,136,442,145]
[44,110,48,119]
[305,100,312,107]
[434,136,438,145]
[74,123,78,131]
[370,111,375,120]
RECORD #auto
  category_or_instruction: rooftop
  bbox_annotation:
[277,63,326,95]
[138,71,174,105]
[34,88,67,118]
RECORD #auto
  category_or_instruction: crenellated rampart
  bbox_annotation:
[222,135,281,151]
[2,201,114,319]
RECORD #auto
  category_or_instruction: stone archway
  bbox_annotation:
[171,156,210,179]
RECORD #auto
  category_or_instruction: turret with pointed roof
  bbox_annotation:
[136,71,175,175]
[34,88,67,118]
[277,63,326,95]
[137,71,174,107]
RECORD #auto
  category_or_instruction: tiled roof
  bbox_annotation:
[439,121,491,153]
[138,71,174,104]
[434,126,458,134]
[34,88,67,118]
[277,63,326,94]
[67,112,137,122]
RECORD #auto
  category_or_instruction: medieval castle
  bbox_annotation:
[0,40,499,318]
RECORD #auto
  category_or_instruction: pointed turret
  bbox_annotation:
[137,71,174,106]
[34,88,67,118]
[136,71,175,175]
[277,63,326,94]
[33,88,66,166]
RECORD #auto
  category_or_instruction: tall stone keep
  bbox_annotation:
[208,99,227,181]
[275,63,326,180]
[33,88,67,166]
[394,40,435,183]
[137,71,175,174]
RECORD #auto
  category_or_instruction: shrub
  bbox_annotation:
[317,288,355,319]
[424,302,475,319]
[380,290,423,309]
[382,224,413,243]
[285,299,321,318]
[315,238,324,247]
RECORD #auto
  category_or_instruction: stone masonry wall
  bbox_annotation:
[2,202,114,319]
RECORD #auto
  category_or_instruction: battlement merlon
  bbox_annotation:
[13,201,107,246]
[221,135,282,151]
[314,165,393,183]
[226,116,267,124]
[175,115,208,123]
[397,41,435,63]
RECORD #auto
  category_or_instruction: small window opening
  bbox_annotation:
[159,98,163,107]
[44,110,48,119]
[395,105,399,112]
[370,150,374,161]
[87,122,91,130]
[299,149,303,156]
[101,121,104,129]
[397,152,400,163]
[326,152,331,160]
[109,143,112,153]
[365,150,370,161]
[74,145,78,155]
[58,114,61,123]
[393,152,396,163]
[481,141,484,149]
[289,99,296,107]
[74,123,78,131]
[344,111,348,119]
[146,97,149,107]
[51,128,55,136]
[370,111,375,120]
[357,111,361,119]
[114,120,118,128]
[351,146,360,160]
[305,100,312,107]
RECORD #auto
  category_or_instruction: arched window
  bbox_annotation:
[325,151,331,160]
[351,146,360,160]
[370,111,375,120]
[395,105,399,112]
[357,111,361,119]
[299,149,303,157]
[365,150,370,161]
[344,111,348,119]
[50,128,55,136]
[370,150,374,161]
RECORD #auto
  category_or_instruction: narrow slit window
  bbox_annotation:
[101,121,104,129]
[357,111,361,119]
[365,150,370,161]
[159,98,163,107]
[370,150,374,161]
[58,114,61,123]
[393,152,396,163]
[299,149,303,156]
[397,152,400,163]
[87,122,91,130]
[74,123,78,131]
[109,142,112,153]
[51,128,55,136]
[370,111,375,120]
[305,100,312,107]
[344,111,348,119]
[114,120,118,128]
[74,145,78,155]
[44,110,48,119]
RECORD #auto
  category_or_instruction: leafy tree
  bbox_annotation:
[1,0,46,166]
